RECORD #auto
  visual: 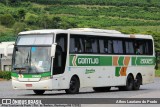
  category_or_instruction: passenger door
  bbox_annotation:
[53,34,67,75]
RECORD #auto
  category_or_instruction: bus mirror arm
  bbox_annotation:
[51,43,57,57]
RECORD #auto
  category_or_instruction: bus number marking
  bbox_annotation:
[140,59,154,65]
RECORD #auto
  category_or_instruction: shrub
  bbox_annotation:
[24,13,38,25]
[0,71,11,80]
[0,14,15,27]
[0,32,16,42]
[13,22,27,34]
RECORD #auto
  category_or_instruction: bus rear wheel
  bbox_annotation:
[119,75,134,91]
[33,90,45,95]
[133,75,142,90]
[65,76,80,94]
[93,87,111,92]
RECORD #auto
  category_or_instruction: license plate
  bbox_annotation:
[26,84,32,87]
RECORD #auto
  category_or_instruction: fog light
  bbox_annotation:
[40,76,51,81]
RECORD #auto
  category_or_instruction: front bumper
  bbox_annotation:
[12,79,53,90]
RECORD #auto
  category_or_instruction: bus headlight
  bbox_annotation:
[40,76,51,81]
[12,77,18,81]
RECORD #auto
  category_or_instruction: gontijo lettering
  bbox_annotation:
[78,58,99,65]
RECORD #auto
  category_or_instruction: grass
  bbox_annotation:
[0,25,12,33]
[110,26,160,34]
[155,69,160,77]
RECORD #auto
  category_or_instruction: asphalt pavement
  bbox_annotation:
[0,78,160,98]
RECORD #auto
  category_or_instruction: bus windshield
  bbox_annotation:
[12,34,53,74]
[13,47,51,74]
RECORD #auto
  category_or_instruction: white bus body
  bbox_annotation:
[12,28,155,94]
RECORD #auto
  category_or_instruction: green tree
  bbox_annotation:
[52,16,62,29]
[0,14,15,27]
[13,22,27,34]
[146,0,151,3]
[17,9,26,21]
[24,13,38,25]
[38,14,52,29]
[153,33,160,52]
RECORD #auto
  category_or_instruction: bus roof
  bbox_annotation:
[19,29,67,35]
[68,28,121,34]
[18,28,153,39]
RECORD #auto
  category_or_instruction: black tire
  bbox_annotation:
[119,75,134,91]
[93,87,111,92]
[133,75,142,90]
[33,90,45,95]
[65,76,80,94]
[118,86,126,91]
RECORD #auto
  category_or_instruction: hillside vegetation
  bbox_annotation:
[0,0,160,53]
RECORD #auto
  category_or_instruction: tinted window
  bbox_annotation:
[70,37,84,53]
[84,37,98,53]
[113,40,123,54]
[99,39,113,54]
[125,41,134,54]
[134,39,153,55]
[70,35,153,55]
[70,35,98,53]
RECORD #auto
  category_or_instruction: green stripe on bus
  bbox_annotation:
[115,67,121,77]
[118,56,124,66]
[76,56,100,66]
[70,55,155,66]
[41,72,51,77]
[132,57,136,65]
[11,72,51,78]
[70,55,112,66]
[99,56,112,66]
[131,57,155,66]
[11,72,18,77]
[70,55,74,66]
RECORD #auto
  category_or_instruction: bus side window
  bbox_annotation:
[134,41,144,55]
[104,39,108,53]
[108,40,113,54]
[84,37,98,53]
[147,40,153,55]
[92,39,98,53]
[113,40,123,54]
[74,38,83,53]
[99,39,105,53]
[85,39,92,53]
[69,37,84,53]
[144,40,153,55]
[70,38,75,53]
[134,40,153,55]
[125,41,134,54]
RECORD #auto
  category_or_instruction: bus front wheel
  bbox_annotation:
[65,76,80,94]
[33,90,45,95]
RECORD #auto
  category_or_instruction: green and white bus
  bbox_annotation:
[11,28,155,95]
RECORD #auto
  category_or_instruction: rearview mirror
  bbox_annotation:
[4,43,15,57]
[51,43,57,57]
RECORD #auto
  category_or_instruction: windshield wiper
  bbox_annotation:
[24,51,30,64]
[13,67,27,74]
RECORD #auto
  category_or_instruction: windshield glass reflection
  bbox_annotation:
[13,47,51,73]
